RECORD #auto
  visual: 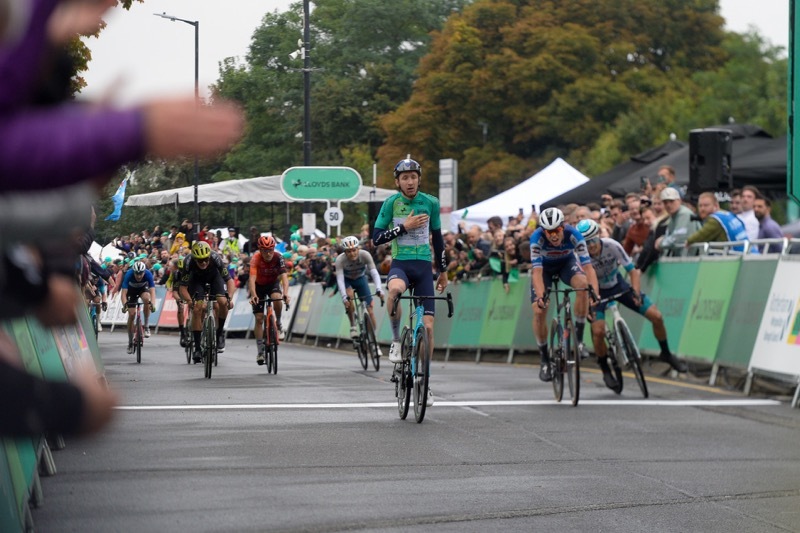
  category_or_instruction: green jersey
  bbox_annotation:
[374,191,442,261]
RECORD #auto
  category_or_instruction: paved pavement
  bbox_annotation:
[32,331,800,532]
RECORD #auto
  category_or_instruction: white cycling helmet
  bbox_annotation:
[132,261,147,273]
[341,236,360,250]
[538,207,565,230]
[576,219,600,240]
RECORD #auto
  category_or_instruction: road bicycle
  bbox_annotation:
[349,292,383,371]
[88,301,101,339]
[129,302,144,364]
[543,276,595,406]
[593,288,649,398]
[259,296,289,374]
[194,284,226,379]
[390,289,453,423]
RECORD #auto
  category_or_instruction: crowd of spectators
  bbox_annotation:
[104,166,789,298]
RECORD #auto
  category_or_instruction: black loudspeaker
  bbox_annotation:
[689,128,733,193]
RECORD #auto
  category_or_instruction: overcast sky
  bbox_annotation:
[80,0,791,105]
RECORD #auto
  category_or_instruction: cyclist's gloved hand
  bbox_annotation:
[150,303,156,313]
[101,302,107,312]
[632,292,642,307]
[225,294,233,309]
[536,297,547,309]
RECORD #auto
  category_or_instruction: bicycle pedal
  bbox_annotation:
[390,374,398,383]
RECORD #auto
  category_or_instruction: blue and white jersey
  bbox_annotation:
[590,238,635,290]
[529,224,591,268]
[121,269,155,291]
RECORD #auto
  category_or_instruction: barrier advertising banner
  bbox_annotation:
[677,258,740,361]
[750,258,800,378]
[638,261,700,354]
[447,281,490,348]
[26,317,67,381]
[480,281,523,349]
[292,283,321,338]
[225,288,255,333]
[157,290,181,329]
[716,258,778,369]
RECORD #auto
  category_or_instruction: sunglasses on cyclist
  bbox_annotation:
[260,247,275,254]
[586,237,601,245]
[195,257,210,264]
[544,227,563,236]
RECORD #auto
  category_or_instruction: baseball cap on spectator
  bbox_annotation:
[660,188,681,201]
[162,231,170,237]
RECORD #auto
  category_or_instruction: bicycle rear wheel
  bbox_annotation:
[617,321,648,398]
[185,334,192,364]
[203,316,216,379]
[364,313,380,371]
[565,321,580,406]
[549,319,563,402]
[91,308,98,339]
[413,327,430,423]
[268,312,279,374]
[396,327,411,419]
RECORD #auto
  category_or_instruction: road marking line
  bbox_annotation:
[116,399,782,410]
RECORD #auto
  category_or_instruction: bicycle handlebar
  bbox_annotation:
[347,292,385,307]
[261,296,290,312]
[391,291,454,318]
[593,287,634,306]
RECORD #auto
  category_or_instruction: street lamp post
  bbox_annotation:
[154,12,200,234]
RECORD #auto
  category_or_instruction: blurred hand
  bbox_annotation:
[403,210,429,231]
[142,98,245,160]
[48,0,117,44]
[35,274,79,326]
[73,366,118,435]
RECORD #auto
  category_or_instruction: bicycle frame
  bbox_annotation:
[260,296,287,374]
[391,290,453,423]
[350,292,382,371]
[543,277,594,406]
[594,288,648,398]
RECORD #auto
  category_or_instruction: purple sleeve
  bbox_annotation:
[0,104,145,191]
[0,0,61,112]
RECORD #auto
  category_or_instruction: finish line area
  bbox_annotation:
[117,398,782,410]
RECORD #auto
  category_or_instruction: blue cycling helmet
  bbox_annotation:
[576,219,600,240]
[393,158,421,178]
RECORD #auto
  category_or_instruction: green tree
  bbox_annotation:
[377,0,727,206]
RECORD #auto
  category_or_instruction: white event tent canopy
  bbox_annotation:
[450,158,590,231]
[126,175,396,207]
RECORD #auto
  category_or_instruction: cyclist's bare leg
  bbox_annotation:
[532,303,548,345]
[367,300,378,330]
[423,314,435,360]
[253,313,265,340]
[140,292,152,325]
[215,295,229,322]
[569,273,589,319]
[191,300,204,330]
[127,307,135,344]
[591,319,608,358]
[644,305,667,340]
[387,278,407,341]
[270,291,283,327]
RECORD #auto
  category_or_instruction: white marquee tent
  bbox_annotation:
[450,158,589,231]
[126,175,396,207]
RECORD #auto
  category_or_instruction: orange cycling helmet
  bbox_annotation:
[258,235,276,249]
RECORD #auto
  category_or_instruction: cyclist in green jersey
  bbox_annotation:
[373,157,448,404]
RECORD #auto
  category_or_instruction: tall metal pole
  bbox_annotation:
[193,21,200,236]
[153,13,201,237]
[301,0,312,227]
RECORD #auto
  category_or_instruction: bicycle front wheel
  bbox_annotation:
[203,316,216,379]
[565,320,580,407]
[396,327,411,419]
[268,312,279,374]
[185,335,192,364]
[549,319,563,402]
[356,321,368,371]
[364,313,380,371]
[617,321,648,398]
[412,327,430,423]
[135,316,142,364]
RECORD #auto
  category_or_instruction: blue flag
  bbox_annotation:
[105,177,128,221]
